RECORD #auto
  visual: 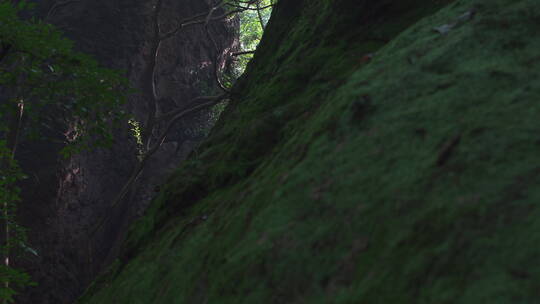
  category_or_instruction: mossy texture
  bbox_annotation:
[79,0,540,303]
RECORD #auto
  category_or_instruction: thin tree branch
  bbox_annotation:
[90,0,250,237]
[45,0,82,21]
[160,9,244,41]
[89,95,226,237]
[256,1,266,31]
[231,50,255,56]
[225,2,274,10]
[204,4,231,93]
[2,98,24,301]
[155,95,224,122]
[141,0,164,149]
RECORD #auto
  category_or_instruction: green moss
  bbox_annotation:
[79,0,540,303]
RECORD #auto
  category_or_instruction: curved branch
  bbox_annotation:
[204,6,231,93]
[160,9,244,41]
[45,0,82,21]
[89,95,227,236]
[141,0,165,149]
[89,0,245,237]
[156,95,224,122]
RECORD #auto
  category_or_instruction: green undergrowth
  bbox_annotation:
[79,0,540,303]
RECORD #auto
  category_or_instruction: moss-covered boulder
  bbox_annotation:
[79,0,540,302]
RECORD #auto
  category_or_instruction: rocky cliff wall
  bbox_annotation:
[14,1,237,303]
[80,0,540,303]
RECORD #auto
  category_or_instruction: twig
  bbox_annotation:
[160,9,244,41]
[231,50,255,56]
[204,3,231,93]
[88,0,248,237]
[46,0,82,21]
[89,95,226,237]
[155,95,224,122]
[256,1,265,31]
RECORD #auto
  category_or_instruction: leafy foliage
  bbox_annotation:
[228,0,273,76]
[0,0,128,300]
[0,0,128,155]
[0,141,35,303]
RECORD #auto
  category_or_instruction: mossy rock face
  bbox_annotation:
[79,0,540,303]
